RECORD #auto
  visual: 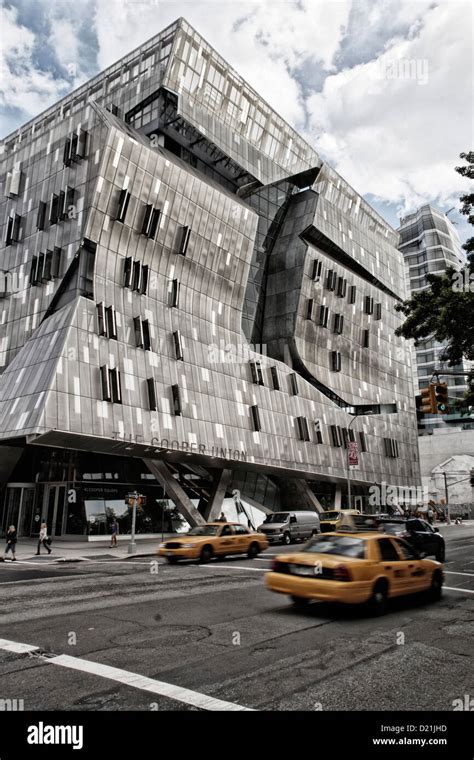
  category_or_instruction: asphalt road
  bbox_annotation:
[0,526,472,712]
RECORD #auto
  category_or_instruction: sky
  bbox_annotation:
[1,0,473,241]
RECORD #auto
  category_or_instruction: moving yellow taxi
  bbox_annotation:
[319,509,360,533]
[158,522,269,564]
[265,531,443,614]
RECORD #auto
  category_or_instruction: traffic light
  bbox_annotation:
[420,385,436,414]
[434,383,449,414]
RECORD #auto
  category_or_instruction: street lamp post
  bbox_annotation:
[127,490,138,555]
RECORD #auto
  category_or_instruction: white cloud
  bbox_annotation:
[0,5,70,121]
[306,1,473,216]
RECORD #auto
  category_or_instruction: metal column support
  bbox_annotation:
[143,459,205,527]
[203,468,232,522]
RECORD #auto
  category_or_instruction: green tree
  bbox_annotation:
[394,151,474,412]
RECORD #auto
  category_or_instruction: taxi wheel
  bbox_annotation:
[291,595,310,608]
[199,545,213,564]
[429,571,443,602]
[167,557,179,565]
[368,580,388,616]
[283,532,291,545]
[247,542,259,559]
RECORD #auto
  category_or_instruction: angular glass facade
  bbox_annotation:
[0,18,420,537]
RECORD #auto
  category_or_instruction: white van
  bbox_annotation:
[257,511,320,545]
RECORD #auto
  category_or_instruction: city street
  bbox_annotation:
[0,524,472,712]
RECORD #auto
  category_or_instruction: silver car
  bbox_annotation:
[257,511,320,545]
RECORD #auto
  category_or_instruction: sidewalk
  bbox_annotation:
[1,535,176,562]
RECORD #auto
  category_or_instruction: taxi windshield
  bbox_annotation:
[187,526,219,536]
[303,535,366,559]
[264,513,289,523]
[321,511,341,520]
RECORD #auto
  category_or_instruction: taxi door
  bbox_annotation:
[232,524,252,553]
[376,538,411,596]
[392,537,431,592]
[217,524,238,555]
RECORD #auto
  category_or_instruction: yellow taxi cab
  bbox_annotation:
[319,509,360,533]
[265,527,443,614]
[158,522,269,564]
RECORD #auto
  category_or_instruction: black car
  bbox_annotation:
[378,517,445,562]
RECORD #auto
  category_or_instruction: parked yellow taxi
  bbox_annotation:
[158,522,269,564]
[265,530,443,614]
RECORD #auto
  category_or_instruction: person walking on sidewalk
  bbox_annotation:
[36,522,52,555]
[4,525,17,561]
[110,518,119,548]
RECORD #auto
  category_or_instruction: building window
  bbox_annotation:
[331,351,341,372]
[169,278,180,307]
[306,298,314,320]
[319,304,329,328]
[134,317,152,350]
[178,225,191,255]
[147,378,157,411]
[375,302,382,320]
[326,270,337,291]
[141,205,160,239]
[270,366,280,391]
[171,384,182,415]
[250,405,261,432]
[312,259,322,281]
[123,257,132,288]
[333,313,344,335]
[49,193,59,225]
[289,372,299,395]
[125,259,148,294]
[336,276,347,297]
[250,360,264,385]
[97,304,117,339]
[364,296,374,315]
[116,189,131,223]
[384,438,399,458]
[30,256,39,286]
[362,329,370,348]
[101,366,122,403]
[36,201,47,231]
[5,213,21,245]
[314,420,323,444]
[64,130,88,166]
[349,285,357,304]
[173,330,184,360]
[330,425,343,447]
[296,416,310,442]
[5,168,22,197]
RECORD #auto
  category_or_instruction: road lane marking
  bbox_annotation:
[0,639,39,654]
[0,639,254,711]
[199,565,267,572]
[444,586,474,594]
[445,570,474,577]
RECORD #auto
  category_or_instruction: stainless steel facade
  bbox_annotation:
[0,18,420,537]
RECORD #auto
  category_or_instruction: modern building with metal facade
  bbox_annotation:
[0,18,420,539]
[398,204,472,431]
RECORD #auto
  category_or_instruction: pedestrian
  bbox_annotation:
[36,522,52,555]
[427,506,434,525]
[110,518,119,548]
[216,512,227,523]
[4,525,17,561]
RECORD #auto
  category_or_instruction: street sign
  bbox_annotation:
[348,441,359,468]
